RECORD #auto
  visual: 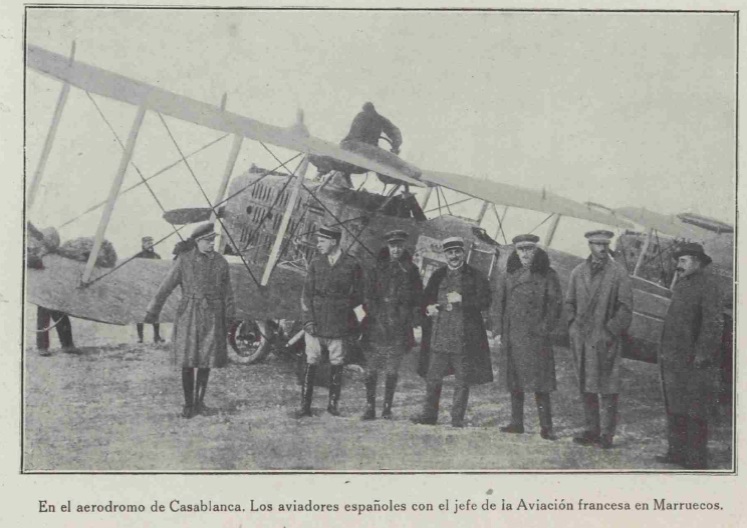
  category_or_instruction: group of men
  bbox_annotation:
[143,219,724,470]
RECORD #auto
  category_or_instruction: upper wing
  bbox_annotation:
[614,207,707,239]
[26,44,424,188]
[420,169,632,228]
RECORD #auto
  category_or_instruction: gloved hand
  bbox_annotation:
[425,304,439,317]
[446,291,462,304]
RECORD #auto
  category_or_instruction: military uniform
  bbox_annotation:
[298,225,364,417]
[361,230,422,420]
[146,223,234,418]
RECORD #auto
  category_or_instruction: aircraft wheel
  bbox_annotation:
[228,320,272,364]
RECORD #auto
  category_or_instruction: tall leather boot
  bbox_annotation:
[657,413,687,464]
[194,368,211,415]
[181,368,195,419]
[297,364,316,418]
[411,382,442,425]
[327,364,344,416]
[381,374,398,419]
[536,392,556,440]
[685,417,709,470]
[153,323,163,343]
[599,394,619,449]
[501,391,525,433]
[136,323,144,343]
[361,373,377,421]
[574,392,600,445]
[451,385,470,427]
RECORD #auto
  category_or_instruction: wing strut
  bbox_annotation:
[545,214,562,247]
[633,228,654,277]
[213,134,243,251]
[82,104,147,284]
[261,154,310,286]
[27,42,75,211]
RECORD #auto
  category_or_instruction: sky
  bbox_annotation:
[24,9,737,257]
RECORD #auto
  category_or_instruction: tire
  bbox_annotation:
[227,320,272,364]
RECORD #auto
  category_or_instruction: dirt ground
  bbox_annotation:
[23,311,733,472]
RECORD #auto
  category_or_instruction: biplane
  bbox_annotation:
[25,43,733,370]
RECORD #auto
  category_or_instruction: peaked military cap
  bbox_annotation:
[585,230,615,244]
[673,242,712,266]
[512,234,540,247]
[191,222,217,241]
[442,236,465,251]
[384,229,408,243]
[317,225,342,241]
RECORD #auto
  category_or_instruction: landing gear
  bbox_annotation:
[227,320,272,364]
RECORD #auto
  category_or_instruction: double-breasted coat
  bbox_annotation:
[660,269,723,419]
[417,264,493,386]
[493,249,562,393]
[301,252,364,339]
[565,257,633,394]
[365,247,422,348]
[147,248,235,368]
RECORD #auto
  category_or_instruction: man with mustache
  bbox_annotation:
[412,237,493,428]
[493,234,563,440]
[657,243,723,469]
[565,230,633,449]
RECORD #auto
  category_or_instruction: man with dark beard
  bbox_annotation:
[412,237,493,428]
[361,230,422,421]
[657,243,723,469]
[493,234,563,440]
[145,223,235,419]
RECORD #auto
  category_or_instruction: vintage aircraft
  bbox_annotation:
[24,43,733,373]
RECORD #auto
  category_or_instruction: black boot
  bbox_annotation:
[136,323,144,343]
[411,382,441,425]
[501,391,525,433]
[536,392,556,440]
[194,368,211,415]
[327,365,343,416]
[297,364,316,418]
[574,392,601,445]
[361,373,377,421]
[181,368,195,419]
[153,323,164,343]
[451,386,470,428]
[381,374,398,419]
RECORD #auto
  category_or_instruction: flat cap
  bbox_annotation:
[585,230,614,244]
[191,222,217,241]
[512,234,540,247]
[317,224,342,240]
[384,229,408,243]
[442,236,465,251]
[142,236,154,243]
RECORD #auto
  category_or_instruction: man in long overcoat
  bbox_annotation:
[145,223,235,419]
[493,234,562,440]
[565,230,633,448]
[412,237,493,428]
[361,229,422,420]
[658,243,723,469]
[135,236,164,344]
[299,225,364,418]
